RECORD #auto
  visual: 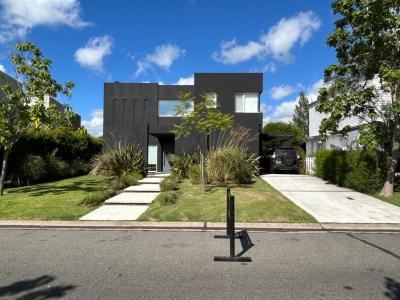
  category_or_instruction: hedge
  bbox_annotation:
[315,149,388,193]
[1,127,102,186]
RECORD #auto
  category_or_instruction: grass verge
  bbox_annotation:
[138,177,316,223]
[0,175,113,220]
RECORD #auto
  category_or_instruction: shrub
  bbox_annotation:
[205,127,258,184]
[160,175,180,192]
[69,160,90,176]
[46,150,71,179]
[157,190,179,205]
[170,153,199,179]
[80,189,116,207]
[122,172,142,186]
[189,164,202,185]
[90,151,114,176]
[8,155,46,186]
[206,147,258,184]
[90,143,145,177]
[315,149,388,193]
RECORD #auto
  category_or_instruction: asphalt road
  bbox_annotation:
[0,229,399,300]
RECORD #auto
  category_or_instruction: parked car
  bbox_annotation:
[264,147,300,173]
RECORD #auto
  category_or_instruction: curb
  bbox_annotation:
[0,220,399,232]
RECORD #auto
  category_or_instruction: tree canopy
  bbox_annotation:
[317,0,400,196]
[292,91,309,137]
[0,42,75,195]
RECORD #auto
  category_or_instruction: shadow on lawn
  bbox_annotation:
[0,275,77,299]
[6,177,113,197]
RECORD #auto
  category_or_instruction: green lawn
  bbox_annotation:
[0,175,113,220]
[138,178,316,223]
[375,185,400,207]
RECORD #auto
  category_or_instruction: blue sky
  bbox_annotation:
[0,0,336,136]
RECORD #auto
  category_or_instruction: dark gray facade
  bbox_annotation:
[103,73,263,172]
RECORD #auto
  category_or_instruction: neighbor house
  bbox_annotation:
[306,77,392,157]
[0,71,81,128]
[103,73,263,172]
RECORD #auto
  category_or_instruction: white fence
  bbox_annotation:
[305,157,316,175]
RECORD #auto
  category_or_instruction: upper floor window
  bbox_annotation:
[235,93,259,113]
[207,92,217,108]
[158,100,193,117]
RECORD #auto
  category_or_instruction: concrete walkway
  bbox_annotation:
[260,174,400,224]
[80,173,168,221]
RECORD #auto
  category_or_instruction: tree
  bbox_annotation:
[262,122,304,150]
[0,42,74,195]
[292,91,309,137]
[317,0,400,197]
[172,92,233,192]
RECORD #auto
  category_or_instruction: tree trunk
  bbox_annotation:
[380,126,400,197]
[0,149,10,196]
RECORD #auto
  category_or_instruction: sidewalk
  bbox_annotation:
[1,220,400,232]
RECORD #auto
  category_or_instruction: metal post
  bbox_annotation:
[229,195,235,257]
[227,188,231,236]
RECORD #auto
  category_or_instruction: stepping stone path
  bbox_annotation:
[80,173,169,221]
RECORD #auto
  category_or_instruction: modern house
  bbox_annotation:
[103,73,263,172]
[0,71,81,128]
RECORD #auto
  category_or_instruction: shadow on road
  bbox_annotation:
[0,275,76,299]
[385,277,400,300]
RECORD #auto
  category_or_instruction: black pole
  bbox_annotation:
[226,188,230,236]
[229,195,235,257]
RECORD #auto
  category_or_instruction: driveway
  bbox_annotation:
[260,174,400,223]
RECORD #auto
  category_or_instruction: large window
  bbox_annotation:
[235,93,259,113]
[158,100,193,117]
[207,92,217,108]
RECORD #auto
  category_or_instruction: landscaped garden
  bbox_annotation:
[139,177,315,223]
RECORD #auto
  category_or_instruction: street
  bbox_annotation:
[0,229,399,299]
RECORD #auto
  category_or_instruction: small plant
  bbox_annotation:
[122,172,142,186]
[8,154,46,186]
[80,189,116,207]
[160,175,180,192]
[157,190,179,205]
[170,153,199,179]
[46,150,70,178]
[189,165,202,185]
[90,143,145,176]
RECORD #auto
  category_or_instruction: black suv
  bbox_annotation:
[264,147,299,173]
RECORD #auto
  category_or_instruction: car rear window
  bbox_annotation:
[275,148,296,158]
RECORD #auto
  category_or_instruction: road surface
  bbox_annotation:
[0,229,399,299]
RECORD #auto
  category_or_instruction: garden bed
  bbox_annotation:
[138,177,316,223]
[0,175,113,220]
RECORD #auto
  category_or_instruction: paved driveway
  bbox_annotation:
[261,174,400,223]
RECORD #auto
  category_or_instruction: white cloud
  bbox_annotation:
[175,75,194,85]
[261,11,321,62]
[135,43,185,77]
[0,0,90,43]
[306,79,324,102]
[212,39,264,64]
[0,63,5,73]
[267,99,299,123]
[269,85,296,100]
[74,35,113,72]
[212,11,320,65]
[82,109,103,137]
[265,79,324,124]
